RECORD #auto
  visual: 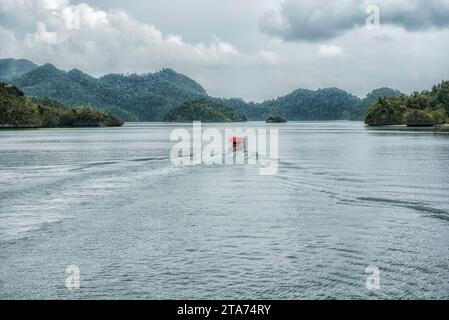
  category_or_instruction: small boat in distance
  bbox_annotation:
[229,136,246,152]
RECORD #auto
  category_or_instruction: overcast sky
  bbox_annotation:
[1,0,449,101]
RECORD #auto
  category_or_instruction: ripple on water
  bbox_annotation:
[1,122,449,299]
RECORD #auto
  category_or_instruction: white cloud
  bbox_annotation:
[0,0,242,76]
[0,25,18,56]
[318,45,344,58]
[38,0,69,11]
[30,21,59,44]
[1,0,449,101]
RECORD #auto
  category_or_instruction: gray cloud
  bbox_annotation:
[260,0,449,41]
[1,0,449,101]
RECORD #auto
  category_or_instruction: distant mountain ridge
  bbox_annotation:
[0,58,402,121]
[6,60,207,121]
[259,87,361,120]
[0,58,38,82]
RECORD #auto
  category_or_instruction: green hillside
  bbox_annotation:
[258,88,361,121]
[350,87,402,120]
[1,58,410,123]
[0,82,123,128]
[10,62,207,121]
[164,98,247,122]
[365,81,449,126]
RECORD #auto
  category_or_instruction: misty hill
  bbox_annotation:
[216,88,401,121]
[8,61,207,121]
[164,98,247,122]
[246,87,402,121]
[256,88,361,121]
[1,58,403,122]
[0,81,122,128]
[0,58,38,82]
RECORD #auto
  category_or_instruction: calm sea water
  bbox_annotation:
[0,122,448,299]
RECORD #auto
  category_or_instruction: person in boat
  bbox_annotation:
[230,137,246,152]
[229,136,260,160]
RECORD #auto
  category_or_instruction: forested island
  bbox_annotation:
[365,81,449,126]
[0,82,123,128]
[266,115,288,123]
[164,98,247,123]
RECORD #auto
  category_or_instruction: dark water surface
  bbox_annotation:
[1,122,448,299]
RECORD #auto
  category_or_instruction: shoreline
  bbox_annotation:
[0,124,123,129]
[365,124,449,131]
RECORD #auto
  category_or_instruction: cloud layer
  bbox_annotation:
[0,0,242,75]
[260,0,449,41]
[1,0,449,101]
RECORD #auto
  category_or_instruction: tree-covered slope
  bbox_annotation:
[164,98,247,122]
[0,82,122,128]
[365,81,449,126]
[12,64,137,121]
[350,87,402,120]
[11,64,207,121]
[212,97,268,120]
[214,88,403,122]
[258,88,361,121]
[3,58,414,123]
[97,69,207,121]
